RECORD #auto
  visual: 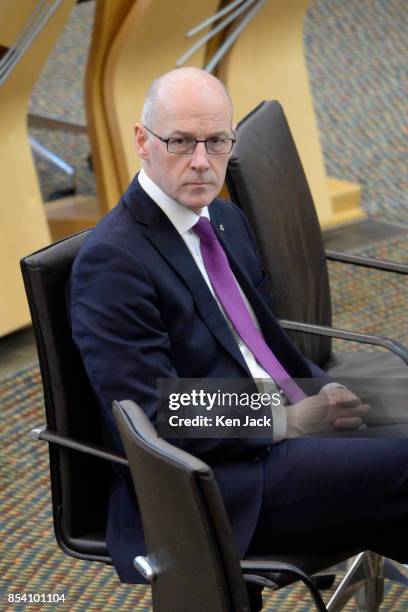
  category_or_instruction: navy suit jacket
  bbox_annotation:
[69,175,329,582]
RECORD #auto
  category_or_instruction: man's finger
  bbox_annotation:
[333,416,363,429]
[322,388,360,408]
[339,402,370,413]
[333,404,370,421]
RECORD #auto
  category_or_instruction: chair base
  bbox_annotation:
[326,553,408,612]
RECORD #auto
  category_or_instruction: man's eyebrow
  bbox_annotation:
[208,131,231,138]
[168,130,231,138]
[168,130,194,138]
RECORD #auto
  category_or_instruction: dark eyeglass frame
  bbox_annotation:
[143,125,236,155]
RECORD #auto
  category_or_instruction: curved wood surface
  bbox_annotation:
[216,0,331,225]
[89,0,364,224]
[103,0,221,193]
[85,0,135,213]
[215,0,364,227]
[0,0,76,336]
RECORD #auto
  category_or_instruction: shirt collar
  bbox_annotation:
[139,168,209,236]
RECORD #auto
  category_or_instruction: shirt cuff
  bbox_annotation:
[271,399,287,443]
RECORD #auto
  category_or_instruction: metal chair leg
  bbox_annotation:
[326,552,384,612]
[354,553,384,612]
[354,578,384,611]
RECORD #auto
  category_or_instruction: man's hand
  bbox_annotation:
[286,387,370,438]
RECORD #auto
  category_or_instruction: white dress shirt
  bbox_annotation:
[139,169,288,441]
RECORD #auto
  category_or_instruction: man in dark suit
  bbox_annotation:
[69,68,408,609]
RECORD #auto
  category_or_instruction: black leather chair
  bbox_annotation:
[20,232,333,611]
[225,99,408,603]
[113,399,334,612]
[226,101,408,377]
[22,232,408,611]
[22,230,116,563]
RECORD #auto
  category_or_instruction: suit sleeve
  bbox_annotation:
[69,240,272,457]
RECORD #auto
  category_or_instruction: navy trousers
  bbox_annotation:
[250,425,408,559]
[246,425,408,610]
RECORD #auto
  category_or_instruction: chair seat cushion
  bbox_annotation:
[325,350,408,378]
[324,351,408,425]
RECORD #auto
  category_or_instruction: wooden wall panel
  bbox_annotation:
[103,0,221,191]
[0,0,76,336]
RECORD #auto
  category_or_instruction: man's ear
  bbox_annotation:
[134,123,149,160]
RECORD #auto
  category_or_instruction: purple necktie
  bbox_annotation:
[193,217,306,404]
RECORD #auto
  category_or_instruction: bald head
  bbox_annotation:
[135,68,235,210]
[141,67,233,129]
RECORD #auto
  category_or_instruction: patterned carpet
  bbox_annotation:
[1,363,408,611]
[305,0,408,223]
[329,234,408,352]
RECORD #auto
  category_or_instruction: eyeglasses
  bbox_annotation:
[143,125,236,155]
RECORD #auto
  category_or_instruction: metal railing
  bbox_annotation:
[176,0,267,73]
[0,0,63,86]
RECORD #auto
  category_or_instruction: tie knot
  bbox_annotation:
[193,217,218,243]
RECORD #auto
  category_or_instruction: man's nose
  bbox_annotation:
[190,141,210,170]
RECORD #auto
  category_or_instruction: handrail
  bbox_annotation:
[30,425,129,466]
[176,0,257,68]
[30,136,76,180]
[176,0,267,73]
[325,249,408,275]
[280,319,408,366]
[28,112,87,134]
[0,0,63,86]
[205,0,267,73]
[186,0,246,37]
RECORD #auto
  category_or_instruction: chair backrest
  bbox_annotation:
[20,230,110,562]
[113,399,251,612]
[226,100,332,366]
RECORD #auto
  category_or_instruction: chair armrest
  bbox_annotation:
[325,249,408,275]
[241,560,327,611]
[29,426,128,466]
[280,319,408,366]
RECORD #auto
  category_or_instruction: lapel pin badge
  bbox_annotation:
[219,224,225,231]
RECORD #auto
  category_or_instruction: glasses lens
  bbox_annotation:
[167,137,195,154]
[206,137,233,154]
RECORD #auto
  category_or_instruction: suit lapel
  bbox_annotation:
[213,222,269,325]
[142,202,251,376]
[124,179,312,380]
[210,205,295,369]
[209,204,261,313]
[211,209,310,378]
